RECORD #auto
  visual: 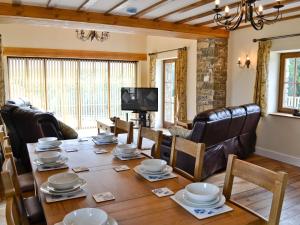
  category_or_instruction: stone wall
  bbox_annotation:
[196,38,228,113]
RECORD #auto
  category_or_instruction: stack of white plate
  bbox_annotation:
[63,208,118,225]
[40,173,86,196]
[175,183,225,209]
[34,151,68,168]
[37,137,62,150]
[92,133,116,144]
[135,159,173,176]
[112,144,140,158]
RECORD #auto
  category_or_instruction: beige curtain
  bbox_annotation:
[175,47,187,121]
[253,40,272,116]
[0,34,5,107]
[149,54,157,88]
[149,54,157,127]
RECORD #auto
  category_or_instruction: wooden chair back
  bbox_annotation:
[114,119,134,144]
[137,126,163,158]
[0,130,10,155]
[223,154,288,225]
[169,137,205,182]
[2,153,21,196]
[2,171,23,225]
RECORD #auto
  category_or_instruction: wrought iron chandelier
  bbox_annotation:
[76,30,110,42]
[213,0,284,30]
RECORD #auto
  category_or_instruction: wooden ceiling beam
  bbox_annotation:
[153,0,215,21]
[194,0,300,27]
[0,3,228,38]
[46,0,52,8]
[77,0,90,11]
[105,0,128,15]
[131,0,168,18]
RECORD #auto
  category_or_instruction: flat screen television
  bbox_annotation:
[121,87,158,112]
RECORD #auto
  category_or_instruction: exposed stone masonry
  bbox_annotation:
[196,38,228,113]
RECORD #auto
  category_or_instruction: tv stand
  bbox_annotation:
[133,111,151,128]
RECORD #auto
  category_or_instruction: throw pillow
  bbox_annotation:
[168,126,191,139]
[57,120,78,139]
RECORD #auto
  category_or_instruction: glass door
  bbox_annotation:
[163,59,176,128]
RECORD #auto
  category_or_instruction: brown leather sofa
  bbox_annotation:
[0,99,72,172]
[159,103,261,179]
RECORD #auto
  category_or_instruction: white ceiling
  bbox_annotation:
[0,0,299,30]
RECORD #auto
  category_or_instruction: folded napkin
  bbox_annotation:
[171,195,233,220]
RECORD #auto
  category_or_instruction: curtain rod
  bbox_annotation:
[148,46,187,55]
[253,33,300,42]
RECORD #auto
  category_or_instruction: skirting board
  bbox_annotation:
[256,146,300,167]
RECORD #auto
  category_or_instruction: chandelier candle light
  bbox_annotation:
[213,0,284,30]
[76,30,110,42]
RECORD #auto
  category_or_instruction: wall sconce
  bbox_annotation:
[238,55,251,68]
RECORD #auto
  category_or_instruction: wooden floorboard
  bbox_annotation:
[206,154,300,225]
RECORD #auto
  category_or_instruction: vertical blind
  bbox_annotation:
[8,57,137,129]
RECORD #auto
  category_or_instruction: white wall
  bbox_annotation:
[0,23,148,87]
[228,18,300,162]
[146,36,198,121]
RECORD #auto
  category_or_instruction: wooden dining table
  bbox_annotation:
[27,139,264,225]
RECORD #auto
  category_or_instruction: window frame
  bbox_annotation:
[162,59,176,128]
[7,56,138,129]
[278,52,300,113]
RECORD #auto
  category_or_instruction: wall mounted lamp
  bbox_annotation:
[238,55,251,69]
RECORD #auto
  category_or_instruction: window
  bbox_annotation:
[8,57,137,129]
[163,59,176,127]
[278,52,300,113]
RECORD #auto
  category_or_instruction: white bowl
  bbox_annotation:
[184,183,220,203]
[141,159,167,172]
[37,151,61,164]
[93,133,114,142]
[116,144,136,154]
[63,208,108,225]
[38,137,58,144]
[48,173,79,190]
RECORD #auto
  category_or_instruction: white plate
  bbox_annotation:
[112,148,141,157]
[107,217,118,225]
[37,141,62,149]
[40,178,87,195]
[137,165,173,175]
[175,190,226,209]
[33,156,68,166]
[183,192,220,206]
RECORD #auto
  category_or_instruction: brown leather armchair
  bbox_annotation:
[159,104,261,179]
[0,99,76,172]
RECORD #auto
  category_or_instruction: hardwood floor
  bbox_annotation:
[206,154,300,225]
[0,154,299,225]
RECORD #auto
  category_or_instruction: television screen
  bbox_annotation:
[121,88,158,112]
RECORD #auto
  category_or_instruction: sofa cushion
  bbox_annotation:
[57,120,78,139]
[226,106,246,139]
[168,126,192,139]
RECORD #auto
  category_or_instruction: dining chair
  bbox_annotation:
[223,154,288,225]
[114,118,134,144]
[137,126,163,158]
[169,136,205,182]
[2,171,23,225]
[2,155,46,225]
[2,143,34,197]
